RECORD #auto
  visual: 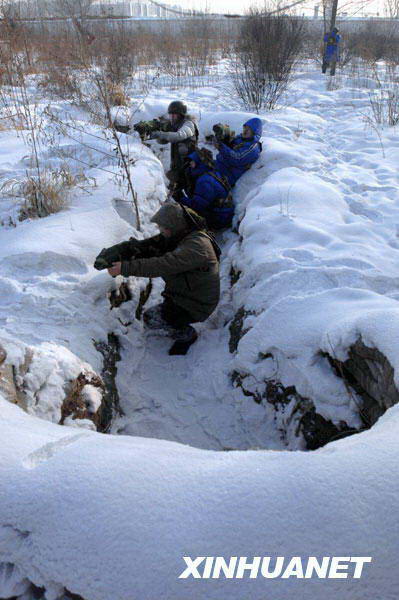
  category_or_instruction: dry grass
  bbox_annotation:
[1,17,232,94]
[0,115,27,131]
[0,167,82,220]
[19,173,70,220]
[106,82,129,107]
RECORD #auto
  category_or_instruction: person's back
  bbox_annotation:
[324,28,340,56]
[180,150,234,230]
[215,118,262,186]
[322,28,341,75]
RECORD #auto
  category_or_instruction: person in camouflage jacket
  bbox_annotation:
[152,101,198,193]
[107,202,220,355]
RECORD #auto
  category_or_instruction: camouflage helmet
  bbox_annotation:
[168,100,187,116]
[188,148,215,169]
[197,147,215,169]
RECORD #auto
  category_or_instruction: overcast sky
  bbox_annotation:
[183,0,383,16]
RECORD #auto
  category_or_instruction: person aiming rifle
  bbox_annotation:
[215,118,263,187]
[150,101,198,195]
[206,123,236,147]
[94,202,220,356]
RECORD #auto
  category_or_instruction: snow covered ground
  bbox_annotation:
[112,67,399,450]
[1,394,399,600]
[1,60,399,599]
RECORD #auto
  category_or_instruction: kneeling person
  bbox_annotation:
[179,149,234,230]
[107,202,220,355]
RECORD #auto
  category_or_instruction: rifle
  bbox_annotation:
[205,123,236,147]
[94,239,142,271]
[133,117,169,141]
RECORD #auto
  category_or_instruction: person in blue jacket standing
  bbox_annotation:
[322,27,341,76]
[178,148,234,230]
[215,118,263,187]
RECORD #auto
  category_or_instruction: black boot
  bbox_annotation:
[169,326,198,355]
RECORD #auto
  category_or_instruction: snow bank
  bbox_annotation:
[228,98,399,433]
[1,396,398,600]
[0,103,166,425]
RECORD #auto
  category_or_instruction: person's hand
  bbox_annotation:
[108,262,122,277]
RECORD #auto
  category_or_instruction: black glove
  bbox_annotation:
[94,239,142,271]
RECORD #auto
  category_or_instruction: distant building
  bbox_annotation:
[2,0,177,19]
[90,0,183,18]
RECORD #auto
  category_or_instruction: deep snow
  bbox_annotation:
[1,59,399,599]
[1,395,399,599]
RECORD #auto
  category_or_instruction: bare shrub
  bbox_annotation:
[38,63,83,102]
[232,10,305,112]
[106,83,129,107]
[368,86,399,127]
[179,18,216,77]
[0,23,50,213]
[363,59,399,127]
[351,21,399,64]
[90,22,137,87]
[384,0,399,18]
[1,168,76,220]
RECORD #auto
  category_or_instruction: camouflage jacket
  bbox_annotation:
[121,230,220,322]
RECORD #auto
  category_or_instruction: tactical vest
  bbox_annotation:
[171,117,198,157]
[180,204,222,261]
[207,171,234,209]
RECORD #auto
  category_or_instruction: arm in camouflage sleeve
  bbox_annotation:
[159,120,196,143]
[121,235,209,278]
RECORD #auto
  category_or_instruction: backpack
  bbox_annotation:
[180,205,222,262]
[202,229,222,262]
[207,171,234,210]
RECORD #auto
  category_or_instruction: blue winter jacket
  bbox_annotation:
[180,151,234,230]
[324,31,341,58]
[215,117,262,186]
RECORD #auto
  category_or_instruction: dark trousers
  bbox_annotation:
[143,298,195,339]
[322,57,337,76]
[160,298,193,328]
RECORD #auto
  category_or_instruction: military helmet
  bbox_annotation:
[168,100,187,116]
[188,148,215,169]
[197,147,215,169]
